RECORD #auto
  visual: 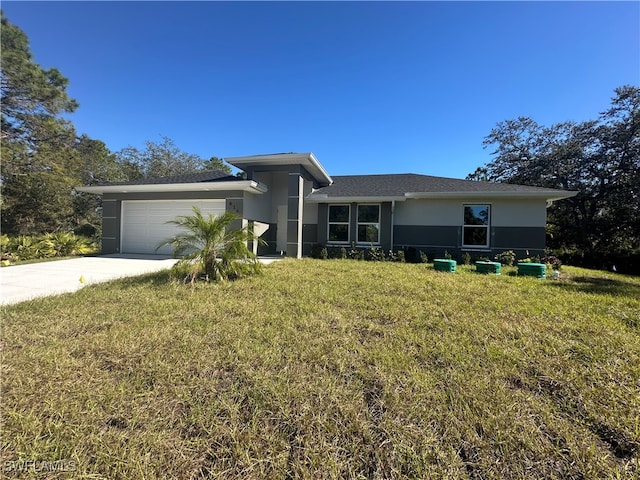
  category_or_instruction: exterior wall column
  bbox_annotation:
[226,197,244,231]
[101,198,120,254]
[287,173,304,258]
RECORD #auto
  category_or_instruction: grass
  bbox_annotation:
[1,260,639,479]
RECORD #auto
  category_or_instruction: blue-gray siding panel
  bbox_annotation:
[492,227,545,250]
[393,225,459,248]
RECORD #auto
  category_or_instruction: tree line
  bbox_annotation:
[2,13,638,271]
[469,85,639,272]
[1,12,230,237]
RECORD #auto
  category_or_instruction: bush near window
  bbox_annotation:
[310,244,406,262]
[495,250,517,266]
[0,233,97,262]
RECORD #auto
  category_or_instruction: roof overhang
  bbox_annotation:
[75,180,268,195]
[404,190,578,202]
[306,195,406,203]
[226,152,333,187]
[306,190,578,203]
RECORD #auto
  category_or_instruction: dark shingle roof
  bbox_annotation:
[95,170,234,186]
[309,174,569,198]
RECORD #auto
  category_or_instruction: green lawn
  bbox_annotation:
[2,260,639,479]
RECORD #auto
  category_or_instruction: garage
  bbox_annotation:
[121,200,226,254]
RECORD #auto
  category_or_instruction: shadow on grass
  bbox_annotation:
[548,275,640,298]
[106,270,174,289]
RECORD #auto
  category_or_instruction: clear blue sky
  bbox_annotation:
[3,1,639,179]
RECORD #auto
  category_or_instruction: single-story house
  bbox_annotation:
[76,152,577,260]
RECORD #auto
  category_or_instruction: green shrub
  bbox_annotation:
[366,247,386,262]
[495,250,516,266]
[42,233,97,257]
[73,223,98,238]
[11,236,41,260]
[347,246,363,260]
[310,244,324,259]
[542,255,562,271]
[1,233,97,261]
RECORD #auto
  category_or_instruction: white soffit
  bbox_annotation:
[75,180,268,195]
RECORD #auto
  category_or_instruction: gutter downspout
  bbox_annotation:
[390,200,395,251]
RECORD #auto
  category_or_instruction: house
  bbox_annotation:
[76,152,577,260]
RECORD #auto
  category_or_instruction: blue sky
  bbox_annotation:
[3,1,638,179]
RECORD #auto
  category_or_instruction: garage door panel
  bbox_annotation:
[121,200,226,254]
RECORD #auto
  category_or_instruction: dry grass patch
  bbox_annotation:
[1,260,639,479]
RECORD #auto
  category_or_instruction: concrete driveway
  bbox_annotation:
[0,254,179,306]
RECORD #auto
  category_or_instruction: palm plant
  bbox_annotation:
[40,232,97,257]
[157,207,264,283]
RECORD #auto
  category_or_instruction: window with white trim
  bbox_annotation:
[328,205,350,243]
[463,204,490,248]
[357,204,380,244]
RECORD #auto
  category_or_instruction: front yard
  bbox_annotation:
[1,260,639,479]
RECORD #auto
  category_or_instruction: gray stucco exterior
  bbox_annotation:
[77,153,576,258]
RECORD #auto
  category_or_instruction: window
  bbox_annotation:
[463,205,490,247]
[357,204,380,244]
[328,205,350,243]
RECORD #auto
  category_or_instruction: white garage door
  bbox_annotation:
[121,200,226,254]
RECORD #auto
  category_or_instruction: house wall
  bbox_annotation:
[393,197,547,260]
[243,173,278,254]
[244,173,273,222]
[100,190,253,255]
[312,202,393,252]
[302,179,318,256]
[243,167,317,257]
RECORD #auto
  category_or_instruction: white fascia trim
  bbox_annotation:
[75,180,268,195]
[305,195,406,203]
[404,191,578,202]
[306,152,333,186]
[226,152,333,186]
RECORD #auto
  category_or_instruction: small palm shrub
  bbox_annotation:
[0,233,97,262]
[40,233,96,257]
[158,208,264,283]
[10,235,41,260]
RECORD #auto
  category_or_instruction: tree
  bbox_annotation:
[157,207,264,283]
[203,156,232,175]
[71,135,128,236]
[115,136,232,179]
[0,12,78,146]
[475,86,640,268]
[1,12,81,234]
